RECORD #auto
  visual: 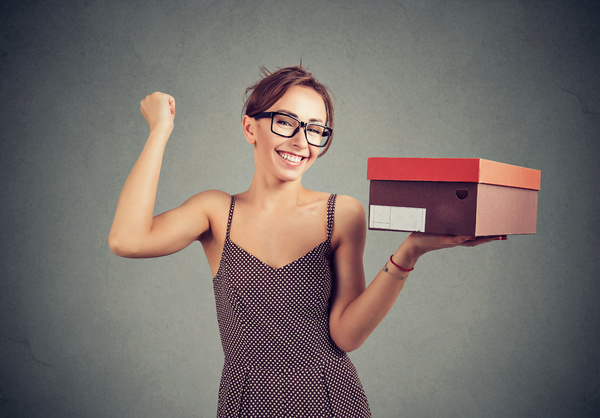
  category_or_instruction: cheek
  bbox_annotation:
[307,146,321,163]
[255,134,277,151]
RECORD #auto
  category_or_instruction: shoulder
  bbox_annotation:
[183,189,231,209]
[178,189,231,228]
[181,190,232,241]
[333,195,365,223]
[332,195,366,250]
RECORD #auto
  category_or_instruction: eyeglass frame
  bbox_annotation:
[251,111,333,148]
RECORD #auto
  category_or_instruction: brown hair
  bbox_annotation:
[243,65,335,157]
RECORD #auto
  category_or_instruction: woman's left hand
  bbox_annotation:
[406,232,507,258]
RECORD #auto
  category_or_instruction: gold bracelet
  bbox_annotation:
[382,264,407,280]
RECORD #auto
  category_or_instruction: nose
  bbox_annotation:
[290,126,308,148]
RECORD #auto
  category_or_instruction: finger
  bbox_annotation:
[461,235,507,247]
[485,235,507,242]
[166,95,176,115]
[448,235,477,245]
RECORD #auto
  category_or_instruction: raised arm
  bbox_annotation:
[108,92,210,258]
[328,196,504,352]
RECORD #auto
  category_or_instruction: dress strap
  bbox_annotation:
[326,194,337,240]
[226,195,236,240]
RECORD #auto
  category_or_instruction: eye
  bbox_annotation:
[273,114,297,129]
[307,125,324,135]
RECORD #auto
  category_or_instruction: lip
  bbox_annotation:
[276,149,309,165]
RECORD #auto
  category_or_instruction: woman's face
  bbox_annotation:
[244,85,328,183]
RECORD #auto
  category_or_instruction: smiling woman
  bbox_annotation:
[242,84,327,184]
[108,65,503,417]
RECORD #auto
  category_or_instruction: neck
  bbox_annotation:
[243,175,307,210]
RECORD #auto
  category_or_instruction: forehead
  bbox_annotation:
[270,85,327,122]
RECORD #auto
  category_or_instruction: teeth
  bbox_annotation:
[278,151,303,163]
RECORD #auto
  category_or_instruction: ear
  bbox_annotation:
[242,115,256,144]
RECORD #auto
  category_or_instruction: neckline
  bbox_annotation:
[227,236,329,271]
[226,194,335,240]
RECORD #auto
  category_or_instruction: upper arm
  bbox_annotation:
[328,196,367,340]
[110,190,227,258]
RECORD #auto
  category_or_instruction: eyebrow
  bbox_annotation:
[277,109,324,124]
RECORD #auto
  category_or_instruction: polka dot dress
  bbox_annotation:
[213,194,371,417]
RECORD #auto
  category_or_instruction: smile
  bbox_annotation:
[277,151,305,163]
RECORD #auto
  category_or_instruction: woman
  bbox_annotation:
[109,66,503,417]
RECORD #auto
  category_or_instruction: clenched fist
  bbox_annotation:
[140,92,176,133]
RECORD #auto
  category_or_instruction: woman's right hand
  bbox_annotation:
[140,92,176,133]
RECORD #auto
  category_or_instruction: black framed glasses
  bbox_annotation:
[252,111,332,147]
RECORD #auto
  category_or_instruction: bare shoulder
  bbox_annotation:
[332,195,366,249]
[184,189,231,209]
[334,195,365,223]
[196,190,234,239]
[182,189,231,228]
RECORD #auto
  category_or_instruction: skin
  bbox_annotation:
[109,86,505,352]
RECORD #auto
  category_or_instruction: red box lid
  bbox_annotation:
[367,158,541,190]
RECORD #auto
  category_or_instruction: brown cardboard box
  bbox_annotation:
[367,158,541,236]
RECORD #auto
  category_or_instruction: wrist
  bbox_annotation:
[148,124,173,143]
[392,235,422,270]
[149,121,174,136]
[388,255,414,272]
[404,232,429,259]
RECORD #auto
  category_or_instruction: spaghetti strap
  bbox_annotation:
[326,194,337,241]
[225,195,235,240]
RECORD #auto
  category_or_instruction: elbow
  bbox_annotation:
[330,319,368,353]
[108,234,127,257]
[108,231,139,258]
[334,339,364,353]
[330,328,367,353]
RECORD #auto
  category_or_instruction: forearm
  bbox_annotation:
[108,128,171,252]
[331,236,421,351]
[331,231,501,351]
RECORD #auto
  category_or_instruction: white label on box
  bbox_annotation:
[369,205,426,232]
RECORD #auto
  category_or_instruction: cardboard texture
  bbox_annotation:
[368,158,540,236]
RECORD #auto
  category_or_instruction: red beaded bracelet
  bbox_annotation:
[389,255,415,272]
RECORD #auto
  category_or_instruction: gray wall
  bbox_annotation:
[1,0,599,417]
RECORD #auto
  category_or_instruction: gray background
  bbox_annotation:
[1,0,599,417]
